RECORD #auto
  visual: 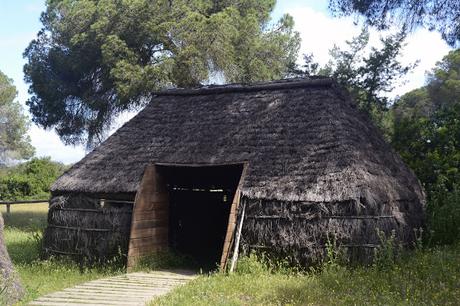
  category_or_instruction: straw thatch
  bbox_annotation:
[43,193,134,262]
[50,77,425,263]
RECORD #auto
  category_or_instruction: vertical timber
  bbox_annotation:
[219,163,247,270]
[127,165,169,270]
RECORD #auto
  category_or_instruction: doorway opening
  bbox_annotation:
[156,164,243,269]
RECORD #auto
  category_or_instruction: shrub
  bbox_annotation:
[235,253,268,275]
[426,186,460,245]
[373,229,402,270]
[0,157,67,200]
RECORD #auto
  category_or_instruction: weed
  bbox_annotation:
[426,186,460,246]
[373,229,401,270]
[323,236,347,269]
[235,253,267,275]
[235,251,302,275]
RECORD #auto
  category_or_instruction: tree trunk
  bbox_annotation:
[0,214,24,304]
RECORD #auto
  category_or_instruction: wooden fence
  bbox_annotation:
[0,199,49,214]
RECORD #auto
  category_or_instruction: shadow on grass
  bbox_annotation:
[6,233,42,265]
[3,211,48,232]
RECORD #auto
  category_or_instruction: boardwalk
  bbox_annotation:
[29,271,197,306]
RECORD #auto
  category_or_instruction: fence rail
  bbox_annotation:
[0,199,49,214]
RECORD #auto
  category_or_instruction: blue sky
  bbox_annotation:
[0,0,43,99]
[0,0,452,165]
[0,0,86,163]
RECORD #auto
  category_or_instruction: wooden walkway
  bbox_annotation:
[29,271,197,306]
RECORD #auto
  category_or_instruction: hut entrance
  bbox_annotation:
[157,164,243,269]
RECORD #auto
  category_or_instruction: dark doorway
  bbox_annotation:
[156,164,243,269]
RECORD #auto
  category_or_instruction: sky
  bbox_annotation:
[0,0,452,165]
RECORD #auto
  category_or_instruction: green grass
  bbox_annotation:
[1,203,48,231]
[3,204,460,305]
[152,244,460,305]
[2,203,122,304]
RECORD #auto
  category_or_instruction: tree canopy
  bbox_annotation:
[393,49,460,122]
[24,0,300,147]
[391,49,460,244]
[328,0,460,46]
[0,71,34,165]
[294,28,414,135]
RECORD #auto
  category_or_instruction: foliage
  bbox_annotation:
[24,0,300,148]
[0,71,34,165]
[428,188,460,245]
[373,229,401,270]
[0,157,67,200]
[328,0,460,46]
[236,252,301,276]
[393,104,460,198]
[392,49,460,245]
[326,29,413,112]
[323,237,347,269]
[152,243,460,305]
[294,28,414,136]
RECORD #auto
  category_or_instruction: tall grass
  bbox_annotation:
[427,187,460,245]
[3,202,460,305]
[2,203,122,304]
[152,242,460,305]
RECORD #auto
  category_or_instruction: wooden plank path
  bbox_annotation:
[28,271,197,306]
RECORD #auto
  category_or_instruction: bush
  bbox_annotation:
[0,157,67,200]
[392,103,460,246]
[373,229,402,270]
[0,175,35,199]
[235,253,268,275]
[427,186,460,245]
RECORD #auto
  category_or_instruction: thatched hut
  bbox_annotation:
[46,78,425,269]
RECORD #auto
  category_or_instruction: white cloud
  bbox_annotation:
[289,7,361,65]
[27,109,140,165]
[394,29,451,96]
[287,6,452,98]
[24,3,43,13]
[110,110,139,132]
[28,125,86,165]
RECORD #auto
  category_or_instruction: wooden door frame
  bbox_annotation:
[218,163,248,270]
[127,162,248,270]
[127,164,169,270]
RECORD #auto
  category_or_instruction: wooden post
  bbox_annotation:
[229,200,246,272]
[220,163,248,270]
[6,204,10,214]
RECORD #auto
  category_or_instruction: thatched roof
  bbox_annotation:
[52,78,424,206]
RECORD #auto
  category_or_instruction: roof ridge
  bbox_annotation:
[153,77,334,96]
